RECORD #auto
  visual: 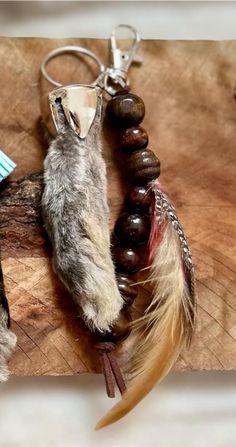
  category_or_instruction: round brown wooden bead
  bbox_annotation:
[110,309,132,343]
[128,148,160,183]
[126,185,153,211]
[114,213,150,246]
[106,93,145,128]
[117,274,138,307]
[120,126,148,152]
[113,247,142,274]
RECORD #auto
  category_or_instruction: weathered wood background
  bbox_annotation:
[0,38,236,375]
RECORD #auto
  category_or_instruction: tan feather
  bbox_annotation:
[95,215,196,430]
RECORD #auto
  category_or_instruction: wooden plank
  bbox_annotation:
[0,37,236,375]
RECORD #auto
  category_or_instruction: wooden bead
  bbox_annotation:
[120,126,148,152]
[113,247,142,274]
[128,148,160,183]
[117,274,138,306]
[126,185,153,211]
[110,309,132,343]
[100,309,132,343]
[106,93,145,128]
[114,213,150,246]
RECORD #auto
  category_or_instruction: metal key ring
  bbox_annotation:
[40,45,105,87]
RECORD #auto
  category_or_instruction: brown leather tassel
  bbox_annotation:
[96,342,126,398]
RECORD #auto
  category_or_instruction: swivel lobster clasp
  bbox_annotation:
[102,24,142,95]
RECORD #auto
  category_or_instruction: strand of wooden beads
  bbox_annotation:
[105,90,161,345]
[96,90,161,398]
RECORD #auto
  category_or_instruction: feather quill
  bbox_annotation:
[96,182,196,429]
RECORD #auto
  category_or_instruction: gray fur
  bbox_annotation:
[41,114,123,332]
[0,308,16,381]
[0,259,16,380]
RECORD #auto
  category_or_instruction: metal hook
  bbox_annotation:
[110,24,141,73]
[100,24,142,95]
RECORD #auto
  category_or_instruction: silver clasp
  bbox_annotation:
[110,24,141,74]
[99,24,142,95]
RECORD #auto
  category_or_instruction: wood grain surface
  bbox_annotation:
[0,37,236,375]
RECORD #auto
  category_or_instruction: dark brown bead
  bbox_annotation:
[120,126,148,152]
[113,247,142,274]
[114,213,150,246]
[106,93,145,128]
[126,185,153,211]
[110,309,132,343]
[117,274,138,307]
[128,148,160,183]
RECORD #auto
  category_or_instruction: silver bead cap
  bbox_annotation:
[49,84,102,139]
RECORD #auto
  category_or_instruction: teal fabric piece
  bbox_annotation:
[0,150,16,181]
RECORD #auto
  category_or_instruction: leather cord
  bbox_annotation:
[96,342,126,398]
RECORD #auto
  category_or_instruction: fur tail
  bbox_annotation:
[0,262,16,381]
[0,314,17,381]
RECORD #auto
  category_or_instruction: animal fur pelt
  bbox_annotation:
[96,181,196,429]
[0,256,17,381]
[41,106,123,332]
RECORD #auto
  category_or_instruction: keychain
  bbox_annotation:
[0,151,17,380]
[40,25,196,429]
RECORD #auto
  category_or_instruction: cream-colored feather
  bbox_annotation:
[96,216,195,430]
